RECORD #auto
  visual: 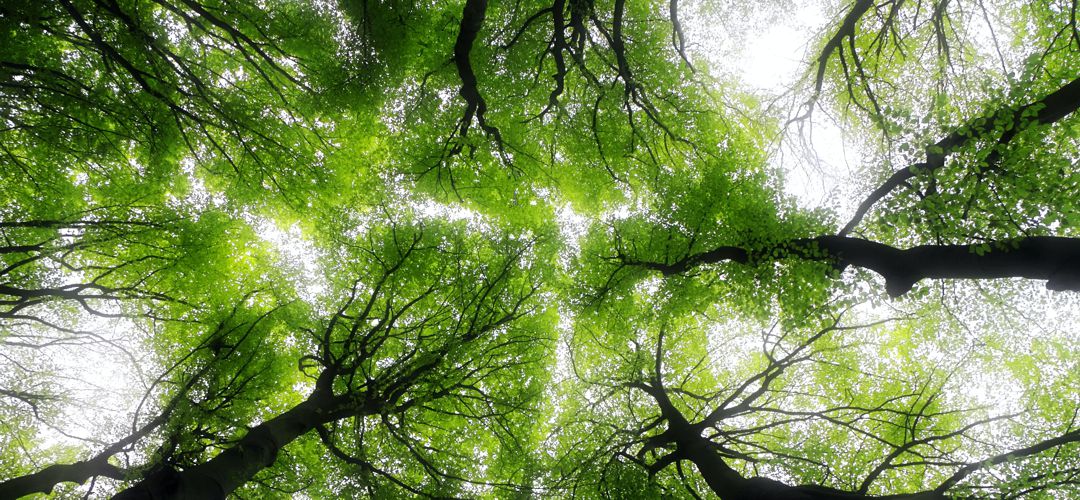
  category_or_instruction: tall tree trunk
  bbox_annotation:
[113,389,341,499]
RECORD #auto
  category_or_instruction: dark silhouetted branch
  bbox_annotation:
[622,235,1080,296]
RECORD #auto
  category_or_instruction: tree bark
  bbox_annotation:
[679,439,945,500]
[453,0,501,141]
[630,235,1080,297]
[0,388,179,497]
[113,389,346,499]
[0,459,124,498]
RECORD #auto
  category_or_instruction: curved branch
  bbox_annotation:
[802,0,874,117]
[680,438,947,500]
[113,388,347,499]
[669,0,694,71]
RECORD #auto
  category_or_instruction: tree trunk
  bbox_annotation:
[680,440,946,500]
[113,389,341,499]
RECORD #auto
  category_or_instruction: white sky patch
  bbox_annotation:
[415,198,478,223]
[247,199,489,306]
[738,4,825,93]
[555,203,588,268]
[706,312,769,376]
[3,309,154,461]
[249,216,327,302]
[685,0,861,209]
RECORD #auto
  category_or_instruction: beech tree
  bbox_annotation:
[1,0,1077,498]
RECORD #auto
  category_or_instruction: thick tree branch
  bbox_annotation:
[684,439,949,499]
[801,0,874,117]
[622,235,1080,296]
[113,387,350,499]
[677,426,1080,499]
[0,310,266,497]
[0,460,125,499]
[453,0,503,149]
[547,0,568,114]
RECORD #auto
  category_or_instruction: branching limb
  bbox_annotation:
[451,0,506,159]
[935,429,1080,494]
[840,75,1080,236]
[669,0,694,71]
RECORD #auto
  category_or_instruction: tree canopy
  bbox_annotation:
[0,0,1078,498]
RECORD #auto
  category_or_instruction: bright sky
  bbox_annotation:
[682,0,864,211]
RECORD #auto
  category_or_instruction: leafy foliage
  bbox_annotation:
[0,0,1078,498]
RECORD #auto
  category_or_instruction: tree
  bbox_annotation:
[553,293,1078,498]
[109,214,551,498]
[1,0,1077,498]
[0,297,285,498]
